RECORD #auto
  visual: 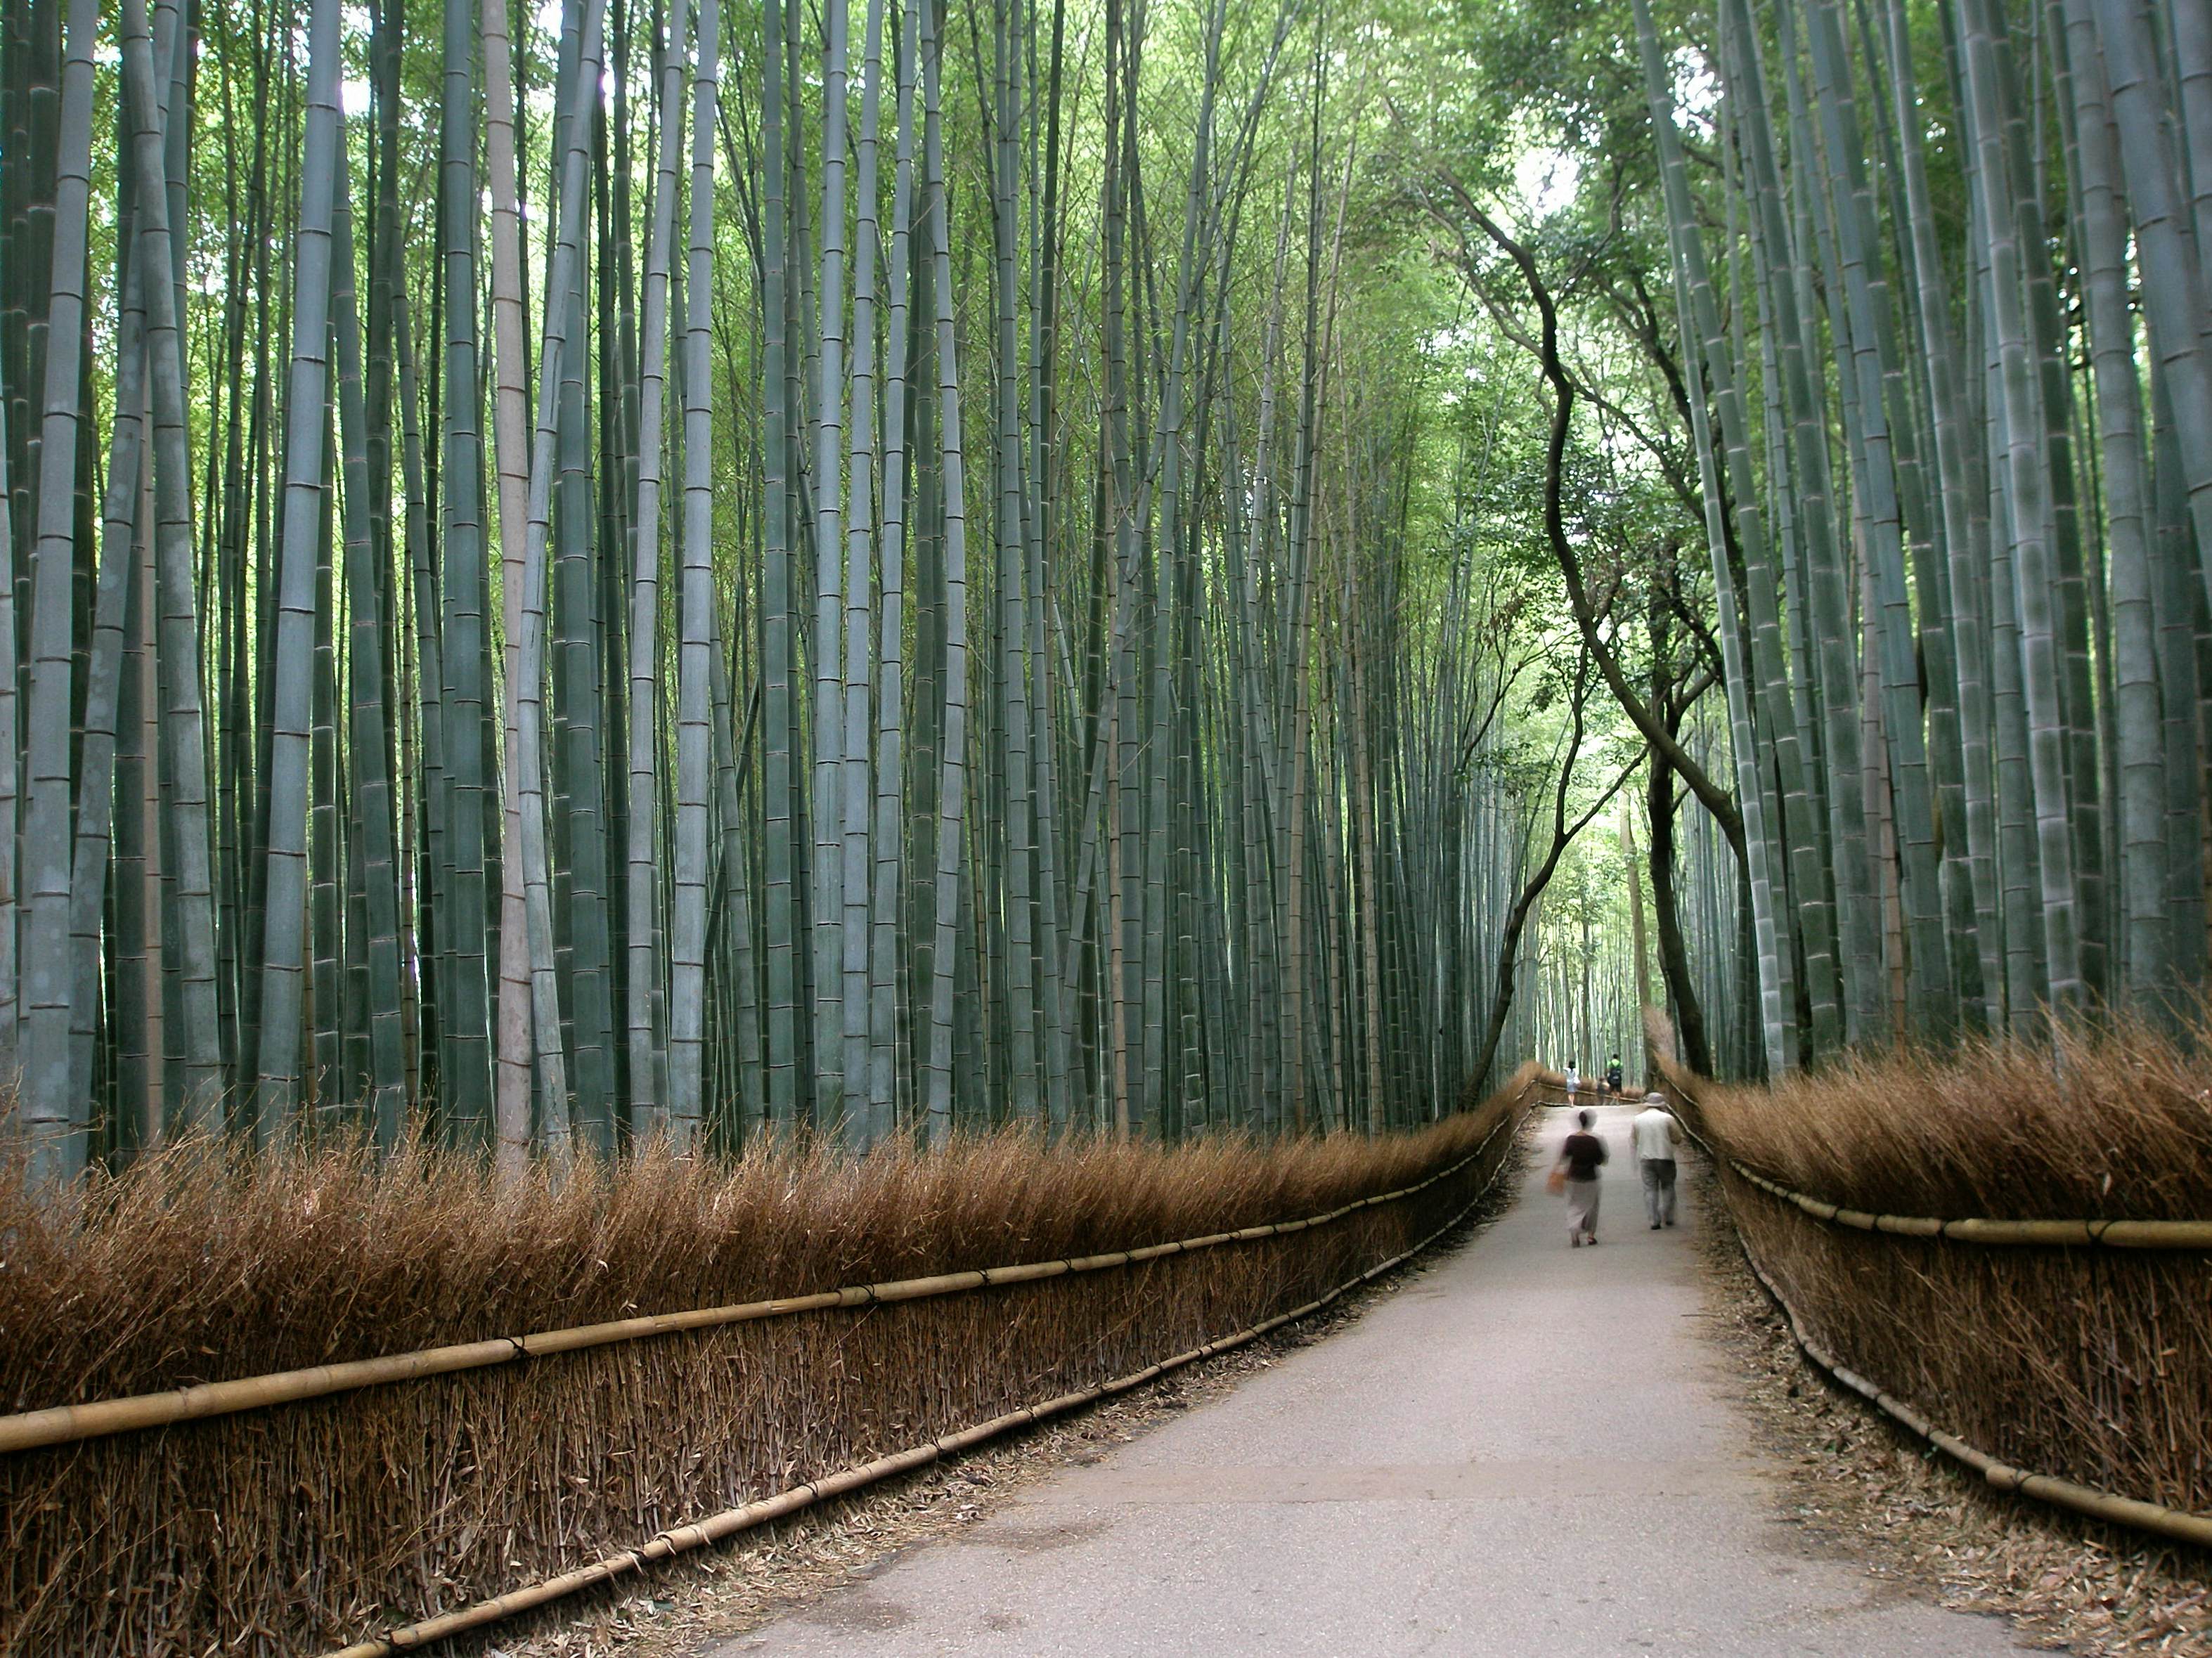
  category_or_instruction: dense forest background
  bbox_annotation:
[2,0,2204,1177]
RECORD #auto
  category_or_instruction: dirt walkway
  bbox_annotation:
[702,1101,2034,1657]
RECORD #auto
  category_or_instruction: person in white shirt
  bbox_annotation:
[1563,1062,1580,1103]
[1631,1092,1682,1229]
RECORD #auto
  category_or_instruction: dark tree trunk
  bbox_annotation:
[1648,746,1713,1076]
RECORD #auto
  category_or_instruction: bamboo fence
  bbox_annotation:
[0,1077,1534,1656]
[1650,1046,2212,1550]
[319,1110,1522,1657]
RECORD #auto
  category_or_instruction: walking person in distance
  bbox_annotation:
[1553,1108,1608,1247]
[1633,1091,1681,1229]
[1563,1061,1581,1104]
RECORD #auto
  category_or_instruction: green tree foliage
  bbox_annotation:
[1395,0,2212,1070]
[0,0,1619,1174]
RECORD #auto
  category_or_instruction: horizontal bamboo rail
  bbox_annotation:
[0,1096,1527,1458]
[1647,1062,2212,1249]
[320,1103,1527,1658]
[1733,1223,2212,1553]
[1722,1160,2212,1249]
[1657,1098,2212,1553]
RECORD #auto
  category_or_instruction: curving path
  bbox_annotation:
[710,1101,2030,1657]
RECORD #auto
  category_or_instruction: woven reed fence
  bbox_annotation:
[1649,1035,2212,1545]
[0,1073,1530,1656]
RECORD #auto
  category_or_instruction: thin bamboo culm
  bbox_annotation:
[0,0,1558,1176]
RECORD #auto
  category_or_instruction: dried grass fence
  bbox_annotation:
[0,1069,1533,1656]
[1650,1014,2212,1546]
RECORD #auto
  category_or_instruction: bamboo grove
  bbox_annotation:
[0,0,1610,1179]
[1615,0,2212,1070]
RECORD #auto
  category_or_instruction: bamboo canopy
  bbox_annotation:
[2,0,2209,1163]
[0,0,1613,1179]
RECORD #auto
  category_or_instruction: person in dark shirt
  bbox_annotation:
[1553,1108,1608,1247]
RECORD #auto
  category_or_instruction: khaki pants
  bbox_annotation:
[1565,1177,1601,1240]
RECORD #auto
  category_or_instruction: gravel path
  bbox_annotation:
[706,1102,2033,1657]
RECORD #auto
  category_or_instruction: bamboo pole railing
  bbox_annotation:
[1645,1068,2212,1554]
[1719,1159,2212,1249]
[0,1077,1537,1458]
[1731,1216,2212,1552]
[319,1101,1529,1658]
[1646,1056,2212,1249]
